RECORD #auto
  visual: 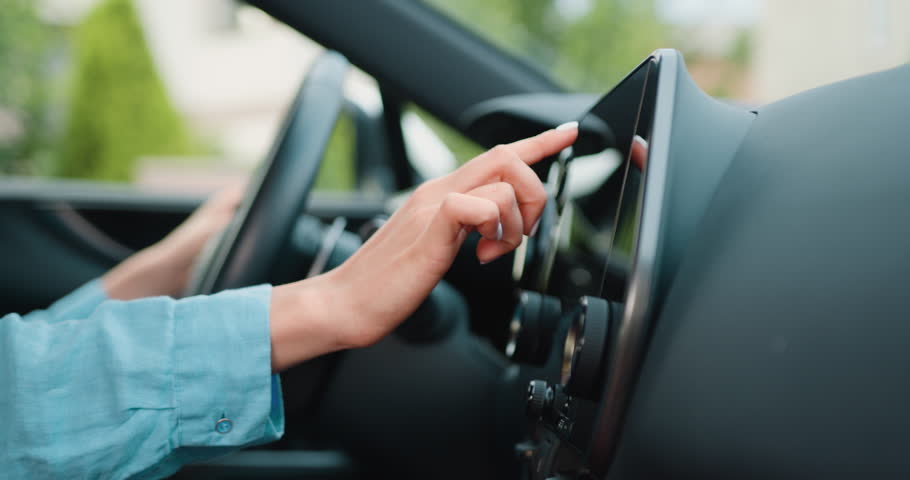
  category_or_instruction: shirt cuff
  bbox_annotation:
[172,284,285,448]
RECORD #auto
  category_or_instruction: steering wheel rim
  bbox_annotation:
[186,51,349,296]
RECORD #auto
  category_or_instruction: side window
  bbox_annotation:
[401,104,483,179]
[313,110,356,192]
[0,0,360,194]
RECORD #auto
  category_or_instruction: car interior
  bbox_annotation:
[4,1,910,480]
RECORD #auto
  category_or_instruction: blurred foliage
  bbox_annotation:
[0,0,736,190]
[729,30,753,68]
[0,0,54,175]
[425,0,666,92]
[57,0,191,182]
[313,110,355,191]
[554,1,665,91]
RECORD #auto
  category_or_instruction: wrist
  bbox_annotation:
[269,272,350,372]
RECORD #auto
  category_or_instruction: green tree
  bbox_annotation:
[555,1,665,91]
[58,0,190,181]
[0,0,52,175]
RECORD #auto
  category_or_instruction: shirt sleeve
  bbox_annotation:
[0,284,285,480]
[46,278,109,323]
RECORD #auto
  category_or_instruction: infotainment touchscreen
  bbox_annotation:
[520,50,684,479]
[562,56,658,303]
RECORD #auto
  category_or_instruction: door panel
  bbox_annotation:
[0,178,386,315]
[0,202,116,314]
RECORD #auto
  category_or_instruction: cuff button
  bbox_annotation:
[215,418,233,434]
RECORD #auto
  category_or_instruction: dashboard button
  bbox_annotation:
[506,291,562,364]
[526,379,551,419]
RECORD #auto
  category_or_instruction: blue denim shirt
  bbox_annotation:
[0,280,284,479]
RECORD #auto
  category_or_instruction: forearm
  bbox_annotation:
[102,244,189,300]
[102,185,244,301]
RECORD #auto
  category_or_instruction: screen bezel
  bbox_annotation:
[586,49,680,475]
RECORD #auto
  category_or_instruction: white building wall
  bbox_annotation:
[754,0,910,102]
[133,0,322,163]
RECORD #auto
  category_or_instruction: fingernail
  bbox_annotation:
[530,218,541,237]
[556,121,578,131]
[634,135,648,148]
[495,221,503,241]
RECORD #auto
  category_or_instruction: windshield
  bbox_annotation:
[424,0,910,104]
[424,0,664,93]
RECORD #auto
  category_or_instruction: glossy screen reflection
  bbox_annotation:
[568,58,658,302]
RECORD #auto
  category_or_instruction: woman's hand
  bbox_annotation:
[270,124,578,370]
[102,185,244,300]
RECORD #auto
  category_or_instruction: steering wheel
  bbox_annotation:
[186,51,349,295]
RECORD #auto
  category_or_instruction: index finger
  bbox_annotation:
[443,122,579,233]
[507,121,579,165]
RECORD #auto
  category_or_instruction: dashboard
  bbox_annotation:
[227,42,909,480]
